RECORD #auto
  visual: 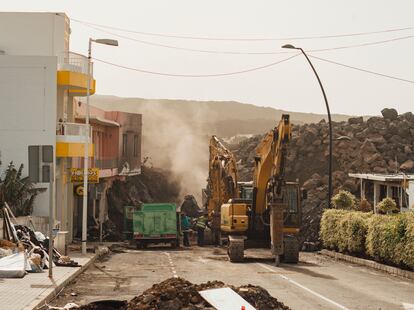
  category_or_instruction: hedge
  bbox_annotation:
[320,209,414,269]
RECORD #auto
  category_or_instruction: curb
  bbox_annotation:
[29,247,109,310]
[320,249,414,280]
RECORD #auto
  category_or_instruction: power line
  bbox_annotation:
[310,34,414,52]
[72,18,414,41]
[309,55,414,84]
[92,53,300,77]
[80,22,414,56]
[85,23,290,55]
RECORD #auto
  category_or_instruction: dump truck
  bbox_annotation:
[133,203,180,248]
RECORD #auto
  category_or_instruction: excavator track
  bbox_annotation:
[227,236,244,262]
[283,235,299,263]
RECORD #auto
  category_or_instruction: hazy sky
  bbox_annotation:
[2,0,414,115]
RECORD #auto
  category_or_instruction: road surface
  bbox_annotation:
[50,246,414,310]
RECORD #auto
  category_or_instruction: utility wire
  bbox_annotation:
[81,23,414,55]
[92,53,300,77]
[309,55,414,84]
[72,18,414,41]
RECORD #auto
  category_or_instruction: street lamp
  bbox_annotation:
[282,44,333,208]
[82,38,118,255]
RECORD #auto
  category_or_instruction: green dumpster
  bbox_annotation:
[133,203,180,248]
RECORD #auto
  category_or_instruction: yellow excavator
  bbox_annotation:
[220,114,301,265]
[205,136,239,245]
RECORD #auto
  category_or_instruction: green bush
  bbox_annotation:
[337,212,371,254]
[321,209,414,269]
[376,197,398,214]
[402,212,414,267]
[331,190,356,210]
[366,213,408,265]
[356,199,373,212]
[320,209,347,250]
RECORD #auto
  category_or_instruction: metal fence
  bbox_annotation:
[57,51,93,75]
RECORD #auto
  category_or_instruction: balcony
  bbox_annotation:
[56,122,94,157]
[57,52,96,96]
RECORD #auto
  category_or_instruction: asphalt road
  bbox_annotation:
[51,246,414,310]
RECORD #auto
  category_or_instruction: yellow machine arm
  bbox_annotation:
[206,136,239,217]
[252,114,292,216]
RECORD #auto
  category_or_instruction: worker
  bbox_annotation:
[194,212,209,247]
[181,212,191,247]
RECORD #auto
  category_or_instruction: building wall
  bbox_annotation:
[0,55,57,216]
[0,12,69,57]
[106,111,142,175]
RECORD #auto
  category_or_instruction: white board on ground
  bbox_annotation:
[0,251,27,278]
[199,287,256,310]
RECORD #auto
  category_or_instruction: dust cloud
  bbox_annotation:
[142,101,209,203]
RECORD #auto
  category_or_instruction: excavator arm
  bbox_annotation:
[252,114,292,218]
[206,136,239,242]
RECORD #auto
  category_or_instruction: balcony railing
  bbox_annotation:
[56,122,92,143]
[57,51,93,76]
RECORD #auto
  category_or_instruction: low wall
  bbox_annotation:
[0,216,49,239]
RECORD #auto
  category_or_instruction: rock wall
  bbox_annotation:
[232,109,414,244]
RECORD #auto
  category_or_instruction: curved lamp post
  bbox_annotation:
[282,44,333,208]
[82,38,118,255]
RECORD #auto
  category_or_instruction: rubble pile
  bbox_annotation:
[77,277,289,310]
[232,109,414,245]
[106,167,180,240]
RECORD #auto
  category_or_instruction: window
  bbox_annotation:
[122,134,127,156]
[133,135,139,157]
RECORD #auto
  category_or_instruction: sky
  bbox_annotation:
[1,0,414,116]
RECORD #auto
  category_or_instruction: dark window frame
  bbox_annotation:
[122,133,128,156]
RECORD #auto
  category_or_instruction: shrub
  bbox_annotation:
[366,213,409,265]
[376,197,398,214]
[331,190,356,210]
[356,199,373,212]
[321,209,414,269]
[402,212,414,268]
[337,212,371,254]
[320,209,348,250]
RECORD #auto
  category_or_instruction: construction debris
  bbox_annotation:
[75,277,289,310]
[0,205,79,278]
[231,109,414,245]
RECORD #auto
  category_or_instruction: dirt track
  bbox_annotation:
[50,246,414,310]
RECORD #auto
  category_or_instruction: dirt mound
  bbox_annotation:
[231,109,414,245]
[125,277,289,310]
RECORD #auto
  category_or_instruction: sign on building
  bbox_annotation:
[70,168,100,183]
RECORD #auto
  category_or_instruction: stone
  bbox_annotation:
[381,108,398,120]
[361,139,377,153]
[400,160,414,171]
[348,116,363,124]
[365,153,381,164]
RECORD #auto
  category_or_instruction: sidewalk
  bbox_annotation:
[0,251,101,310]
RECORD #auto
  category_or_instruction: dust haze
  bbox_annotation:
[90,95,359,203]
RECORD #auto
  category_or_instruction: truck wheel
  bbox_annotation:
[170,239,178,248]
[283,235,299,263]
[136,241,143,249]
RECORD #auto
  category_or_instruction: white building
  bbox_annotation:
[0,12,96,242]
[349,173,414,212]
